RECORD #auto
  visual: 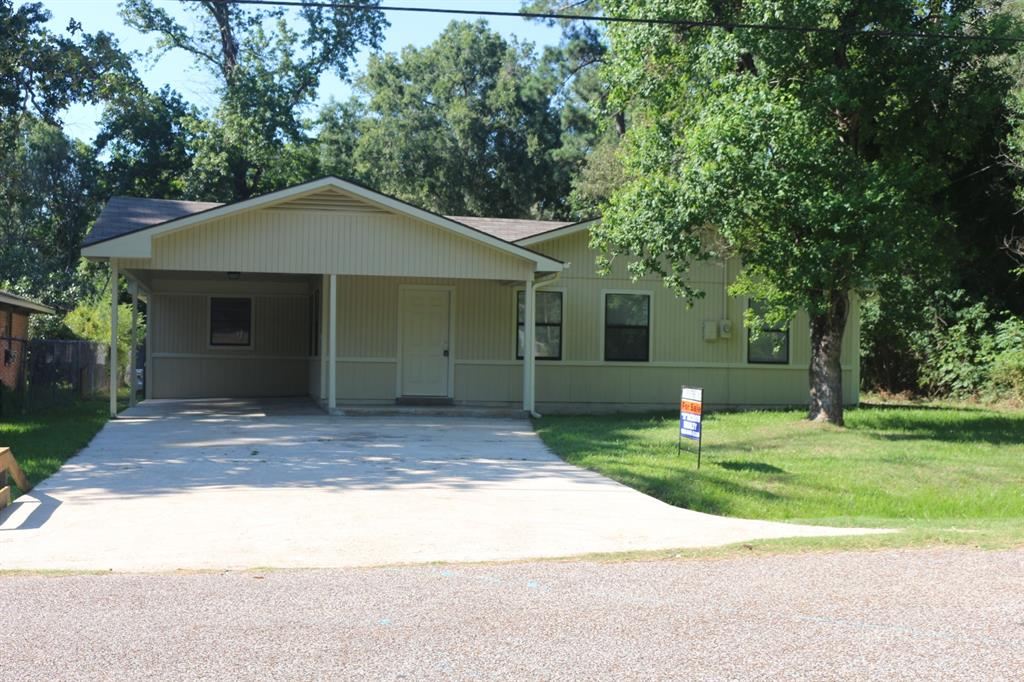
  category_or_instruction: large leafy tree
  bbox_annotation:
[95,85,195,198]
[119,0,387,200]
[595,1,1018,424]
[0,1,133,308]
[0,1,131,145]
[354,20,569,218]
[0,118,102,311]
[525,1,620,217]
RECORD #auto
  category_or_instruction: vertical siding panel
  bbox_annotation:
[145,203,535,279]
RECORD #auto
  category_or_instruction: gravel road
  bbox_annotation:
[1,548,1021,680]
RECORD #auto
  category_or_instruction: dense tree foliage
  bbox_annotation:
[2,0,1024,407]
[0,1,134,309]
[593,0,1020,423]
[119,0,387,200]
[352,21,569,217]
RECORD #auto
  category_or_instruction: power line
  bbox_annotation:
[195,0,1024,44]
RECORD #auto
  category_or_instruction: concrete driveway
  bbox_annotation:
[0,400,881,571]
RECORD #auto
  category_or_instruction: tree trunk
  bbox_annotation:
[808,290,850,425]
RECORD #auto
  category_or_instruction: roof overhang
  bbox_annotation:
[0,292,55,315]
[82,176,565,272]
[514,218,599,247]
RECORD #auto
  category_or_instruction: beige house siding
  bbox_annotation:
[137,214,859,409]
[148,276,312,398]
[139,207,535,281]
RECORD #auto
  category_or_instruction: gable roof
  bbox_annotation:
[447,216,574,242]
[0,291,55,315]
[85,199,576,247]
[514,218,599,246]
[85,197,221,246]
[81,176,564,271]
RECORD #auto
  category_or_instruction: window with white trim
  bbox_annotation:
[604,293,650,361]
[210,297,252,347]
[517,290,562,360]
[747,302,789,364]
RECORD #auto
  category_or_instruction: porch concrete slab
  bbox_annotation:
[0,399,885,571]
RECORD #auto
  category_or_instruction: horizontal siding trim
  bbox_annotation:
[153,353,313,361]
[153,353,399,363]
[456,359,853,370]
[152,291,309,299]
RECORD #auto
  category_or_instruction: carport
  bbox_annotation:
[81,177,566,418]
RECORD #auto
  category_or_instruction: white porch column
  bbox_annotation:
[522,273,536,414]
[328,274,337,412]
[319,274,329,405]
[109,259,119,418]
[129,281,138,407]
[144,289,153,400]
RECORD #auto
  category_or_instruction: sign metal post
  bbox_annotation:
[678,386,703,469]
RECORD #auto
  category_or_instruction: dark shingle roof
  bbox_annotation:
[84,196,576,247]
[446,216,574,242]
[84,196,223,246]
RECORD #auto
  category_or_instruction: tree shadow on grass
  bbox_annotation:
[600,461,790,517]
[852,412,1024,447]
[858,400,1001,413]
[715,460,786,474]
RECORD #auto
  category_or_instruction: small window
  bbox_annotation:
[210,297,252,347]
[517,290,562,360]
[604,293,650,361]
[747,302,789,364]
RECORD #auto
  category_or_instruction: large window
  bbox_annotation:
[604,293,650,361]
[747,302,789,364]
[209,297,252,347]
[517,290,562,360]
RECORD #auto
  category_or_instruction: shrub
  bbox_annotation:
[912,293,996,398]
[987,317,1024,402]
[63,297,145,386]
[908,291,1024,402]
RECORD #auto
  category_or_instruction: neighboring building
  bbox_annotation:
[81,176,859,415]
[0,291,55,391]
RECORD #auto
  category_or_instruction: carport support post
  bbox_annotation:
[319,274,329,406]
[328,274,337,412]
[129,281,138,407]
[109,259,119,418]
[522,273,536,415]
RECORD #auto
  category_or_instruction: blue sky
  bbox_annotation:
[32,0,564,142]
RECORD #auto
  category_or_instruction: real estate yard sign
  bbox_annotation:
[678,386,703,468]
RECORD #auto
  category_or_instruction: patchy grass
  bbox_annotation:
[534,402,1024,549]
[1,397,116,497]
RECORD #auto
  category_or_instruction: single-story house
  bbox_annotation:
[82,176,860,417]
[0,291,55,392]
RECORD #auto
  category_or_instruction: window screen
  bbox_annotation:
[517,290,562,360]
[604,293,650,361]
[210,297,252,347]
[747,302,789,364]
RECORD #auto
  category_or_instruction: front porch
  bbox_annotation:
[111,268,550,417]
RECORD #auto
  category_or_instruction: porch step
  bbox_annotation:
[395,396,454,406]
[339,405,529,419]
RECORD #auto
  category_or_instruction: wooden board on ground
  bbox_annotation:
[0,447,30,493]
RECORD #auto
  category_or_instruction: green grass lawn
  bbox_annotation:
[535,402,1024,551]
[1,397,116,497]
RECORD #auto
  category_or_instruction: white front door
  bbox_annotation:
[399,288,451,397]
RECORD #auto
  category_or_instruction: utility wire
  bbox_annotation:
[195,0,1024,43]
